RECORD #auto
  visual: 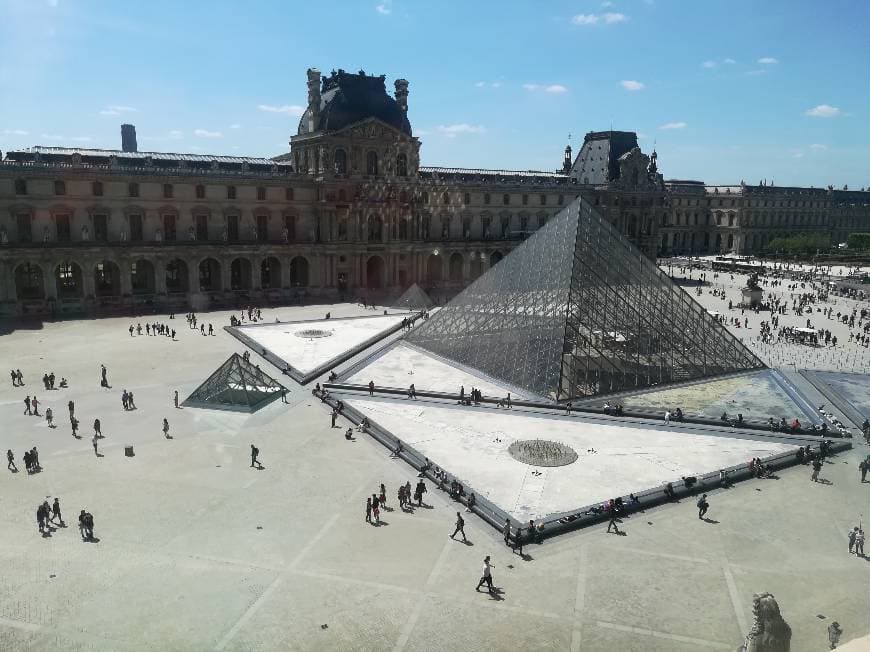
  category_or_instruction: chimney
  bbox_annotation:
[121,124,137,152]
[306,68,321,133]
[394,78,409,113]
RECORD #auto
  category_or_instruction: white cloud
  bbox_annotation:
[435,124,485,138]
[620,80,644,91]
[702,60,716,69]
[491,82,502,88]
[659,121,687,130]
[40,133,64,140]
[571,12,627,25]
[99,105,137,116]
[168,130,183,139]
[194,129,223,138]
[70,136,92,142]
[809,143,827,150]
[544,84,568,94]
[522,83,539,91]
[757,57,779,64]
[375,1,391,14]
[2,129,28,136]
[601,0,613,6]
[99,109,120,116]
[474,81,486,88]
[792,152,805,158]
[723,58,736,64]
[229,124,241,129]
[805,104,842,118]
[257,104,305,116]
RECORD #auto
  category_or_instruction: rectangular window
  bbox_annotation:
[196,185,205,199]
[285,187,294,201]
[540,194,547,206]
[522,194,528,206]
[503,194,510,205]
[257,186,266,201]
[163,214,177,241]
[56,214,71,242]
[16,214,31,243]
[196,214,208,241]
[92,181,103,197]
[285,215,296,242]
[15,179,27,195]
[128,182,139,198]
[464,193,470,205]
[55,180,66,196]
[163,183,173,199]
[227,185,236,200]
[484,193,490,205]
[256,215,268,242]
[558,194,564,206]
[227,215,239,241]
[129,214,143,242]
[482,216,492,239]
[93,214,108,242]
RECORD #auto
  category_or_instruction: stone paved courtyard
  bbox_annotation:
[1,301,869,650]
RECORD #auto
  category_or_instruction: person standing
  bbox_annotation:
[92,433,99,456]
[45,407,54,428]
[368,380,375,396]
[93,418,102,438]
[856,528,865,557]
[513,527,524,556]
[71,416,79,438]
[68,400,75,422]
[860,460,867,483]
[849,527,858,554]
[6,449,16,472]
[31,396,40,416]
[607,512,621,534]
[697,493,709,519]
[451,511,467,542]
[331,409,338,428]
[664,410,671,425]
[415,479,427,507]
[372,494,380,524]
[174,390,179,408]
[379,483,387,509]
[475,556,494,593]
[163,418,170,439]
[100,364,108,388]
[365,497,372,524]
[250,444,261,468]
[37,503,48,535]
[811,458,822,482]
[828,621,842,649]
[23,395,31,415]
[503,518,511,546]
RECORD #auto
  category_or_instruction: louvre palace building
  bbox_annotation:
[1,66,869,316]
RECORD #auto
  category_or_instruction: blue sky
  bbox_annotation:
[1,0,868,187]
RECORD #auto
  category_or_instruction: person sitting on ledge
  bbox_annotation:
[313,383,321,395]
[628,493,640,506]
[329,371,338,382]
[391,440,404,457]
[356,417,369,432]
[780,417,788,431]
[791,418,801,432]
[418,457,431,477]
[664,482,676,500]
[344,428,354,440]
[283,364,291,376]
[720,411,728,421]
[466,492,476,512]
[615,404,623,416]
[674,407,684,421]
[737,413,744,424]
[59,377,68,388]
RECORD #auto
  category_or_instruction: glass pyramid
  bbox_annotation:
[392,283,434,311]
[406,198,764,401]
[183,353,285,412]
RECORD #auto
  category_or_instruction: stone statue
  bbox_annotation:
[120,228,127,243]
[188,225,196,241]
[746,273,761,291]
[81,225,90,241]
[221,226,228,242]
[738,593,791,652]
[281,226,289,243]
[155,228,163,243]
[0,226,7,245]
[43,227,50,243]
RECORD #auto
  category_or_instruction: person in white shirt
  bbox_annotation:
[475,556,494,593]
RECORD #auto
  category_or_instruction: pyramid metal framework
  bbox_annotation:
[406,198,765,401]
[183,353,285,412]
[392,283,434,311]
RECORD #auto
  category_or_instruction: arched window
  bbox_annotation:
[396,153,407,177]
[334,149,347,175]
[366,151,379,176]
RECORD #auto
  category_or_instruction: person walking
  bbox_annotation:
[451,511,467,542]
[174,390,179,408]
[92,433,99,456]
[607,512,621,534]
[503,518,511,546]
[45,407,54,428]
[697,493,709,519]
[331,409,338,428]
[23,395,31,415]
[828,621,842,649]
[71,416,79,438]
[163,418,170,439]
[475,556,494,593]
[100,364,108,388]
[860,459,867,483]
[372,494,380,524]
[37,502,48,535]
[31,396,40,416]
[7,449,17,472]
[93,418,102,438]
[365,497,372,524]
[250,444,261,469]
[415,479,427,507]
[68,400,75,421]
[513,526,524,556]
[856,528,865,557]
[379,483,387,509]
[849,527,858,553]
[368,380,375,396]
[51,498,64,526]
[664,410,671,425]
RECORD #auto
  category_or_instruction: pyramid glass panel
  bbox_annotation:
[183,353,284,412]
[407,198,764,400]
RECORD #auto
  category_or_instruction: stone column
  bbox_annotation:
[119,259,133,296]
[83,259,96,298]
[154,258,167,294]
[189,259,200,293]
[221,258,232,292]
[251,256,262,291]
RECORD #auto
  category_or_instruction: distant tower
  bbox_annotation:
[648,148,658,175]
[562,143,573,174]
[394,78,409,113]
[121,124,137,152]
[306,68,322,133]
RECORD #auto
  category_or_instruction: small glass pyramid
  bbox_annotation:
[407,198,764,401]
[183,353,284,412]
[392,283,434,311]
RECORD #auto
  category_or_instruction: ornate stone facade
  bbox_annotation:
[0,67,868,317]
